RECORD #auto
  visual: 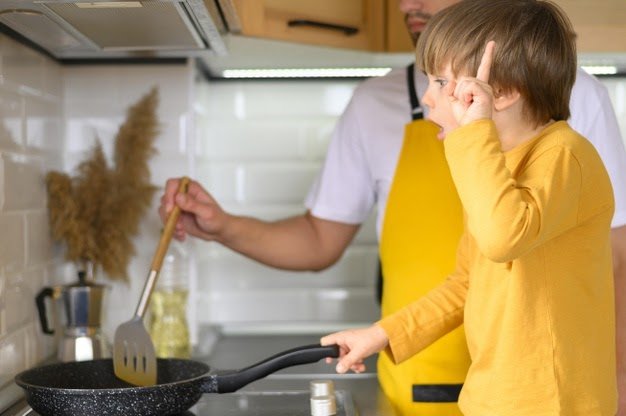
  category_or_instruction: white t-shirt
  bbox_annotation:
[306,67,626,238]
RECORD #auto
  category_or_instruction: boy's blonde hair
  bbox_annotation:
[417,0,576,126]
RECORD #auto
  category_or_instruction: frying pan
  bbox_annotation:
[15,343,338,416]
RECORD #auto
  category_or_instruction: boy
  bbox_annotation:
[321,0,617,414]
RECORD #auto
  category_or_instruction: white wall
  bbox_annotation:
[0,35,63,392]
[192,80,381,332]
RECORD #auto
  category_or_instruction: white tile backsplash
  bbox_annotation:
[4,283,31,334]
[25,211,52,267]
[196,246,378,291]
[197,81,354,119]
[195,119,308,160]
[24,95,63,153]
[0,89,24,149]
[196,288,379,324]
[0,330,26,388]
[237,162,321,204]
[191,78,381,328]
[0,34,64,396]
[0,157,3,211]
[0,213,25,273]
[0,36,46,96]
[1,152,46,212]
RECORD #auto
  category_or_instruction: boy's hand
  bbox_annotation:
[450,40,496,126]
[320,325,389,374]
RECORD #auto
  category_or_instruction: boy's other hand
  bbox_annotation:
[320,325,389,374]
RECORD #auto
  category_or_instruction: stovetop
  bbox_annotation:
[192,390,355,415]
[13,390,355,416]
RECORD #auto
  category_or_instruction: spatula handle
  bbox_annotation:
[135,176,190,318]
[151,177,191,271]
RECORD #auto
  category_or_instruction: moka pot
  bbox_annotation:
[36,273,109,362]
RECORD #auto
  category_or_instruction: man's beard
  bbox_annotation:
[405,10,432,46]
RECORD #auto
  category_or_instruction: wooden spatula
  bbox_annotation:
[113,177,190,386]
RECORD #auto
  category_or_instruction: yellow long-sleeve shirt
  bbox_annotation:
[378,120,616,415]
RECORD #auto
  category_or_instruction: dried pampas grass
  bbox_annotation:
[46,87,160,281]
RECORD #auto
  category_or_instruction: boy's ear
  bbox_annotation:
[493,88,521,112]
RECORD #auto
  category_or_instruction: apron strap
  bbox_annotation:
[376,63,425,305]
[407,63,424,120]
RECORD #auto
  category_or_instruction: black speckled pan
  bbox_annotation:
[15,343,338,416]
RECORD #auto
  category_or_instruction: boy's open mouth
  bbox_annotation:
[433,123,445,140]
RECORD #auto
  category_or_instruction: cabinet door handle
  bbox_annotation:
[287,19,359,36]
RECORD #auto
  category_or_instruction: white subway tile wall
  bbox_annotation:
[192,80,381,328]
[0,34,63,389]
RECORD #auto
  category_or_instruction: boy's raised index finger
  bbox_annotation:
[476,41,496,82]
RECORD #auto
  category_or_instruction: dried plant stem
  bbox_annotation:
[45,87,160,281]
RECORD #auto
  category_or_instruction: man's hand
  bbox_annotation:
[158,177,229,242]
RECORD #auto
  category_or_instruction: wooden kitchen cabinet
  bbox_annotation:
[231,0,388,51]
[231,0,626,54]
[385,0,414,53]
[553,0,626,52]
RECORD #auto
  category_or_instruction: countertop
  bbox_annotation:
[198,330,396,416]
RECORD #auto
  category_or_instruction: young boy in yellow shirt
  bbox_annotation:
[321,0,616,414]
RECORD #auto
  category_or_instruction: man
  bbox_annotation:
[160,1,626,414]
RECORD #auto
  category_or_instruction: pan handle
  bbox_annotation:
[204,343,339,394]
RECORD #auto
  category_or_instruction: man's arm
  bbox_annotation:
[612,225,626,416]
[160,177,360,271]
[217,211,360,271]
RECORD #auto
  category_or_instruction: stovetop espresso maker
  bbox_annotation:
[36,271,109,362]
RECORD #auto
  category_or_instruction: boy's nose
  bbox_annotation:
[421,89,433,108]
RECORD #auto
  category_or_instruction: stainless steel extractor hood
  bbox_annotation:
[0,0,239,59]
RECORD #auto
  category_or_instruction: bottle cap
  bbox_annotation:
[310,380,335,398]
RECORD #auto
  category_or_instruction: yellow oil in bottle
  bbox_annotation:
[148,288,191,359]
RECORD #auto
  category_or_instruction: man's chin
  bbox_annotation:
[410,31,420,47]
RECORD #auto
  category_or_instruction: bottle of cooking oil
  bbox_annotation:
[149,240,191,358]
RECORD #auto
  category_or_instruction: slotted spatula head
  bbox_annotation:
[113,177,190,386]
[113,315,157,386]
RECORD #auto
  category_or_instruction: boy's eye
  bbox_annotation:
[435,78,448,87]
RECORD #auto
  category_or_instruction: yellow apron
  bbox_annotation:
[377,65,470,415]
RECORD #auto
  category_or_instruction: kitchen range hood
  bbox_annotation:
[0,0,239,59]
